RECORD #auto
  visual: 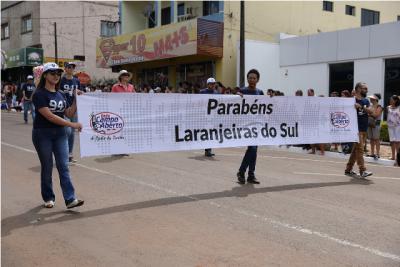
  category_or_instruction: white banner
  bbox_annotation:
[77,93,358,157]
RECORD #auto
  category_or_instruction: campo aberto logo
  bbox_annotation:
[330,112,350,128]
[90,112,124,135]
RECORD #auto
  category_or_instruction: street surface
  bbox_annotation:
[2,112,400,267]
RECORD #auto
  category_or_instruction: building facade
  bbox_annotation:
[242,21,400,107]
[96,1,400,89]
[1,1,119,84]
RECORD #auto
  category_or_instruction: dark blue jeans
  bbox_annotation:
[32,127,76,204]
[239,146,258,175]
[23,101,35,122]
[67,116,77,156]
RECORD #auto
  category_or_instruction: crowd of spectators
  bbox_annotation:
[2,75,399,165]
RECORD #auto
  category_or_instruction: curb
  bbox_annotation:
[267,146,397,167]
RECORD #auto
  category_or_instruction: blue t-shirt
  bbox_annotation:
[199,88,218,94]
[60,76,80,106]
[32,89,69,129]
[356,98,370,132]
[22,83,36,99]
[240,87,264,95]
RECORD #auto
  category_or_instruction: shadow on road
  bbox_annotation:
[1,178,372,237]
[94,155,131,163]
[187,155,220,161]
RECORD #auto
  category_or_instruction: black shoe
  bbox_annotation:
[69,156,77,163]
[237,172,245,184]
[205,152,215,157]
[247,175,260,184]
[345,170,357,177]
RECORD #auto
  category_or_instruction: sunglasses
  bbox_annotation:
[47,71,61,76]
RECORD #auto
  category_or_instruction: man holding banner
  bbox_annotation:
[236,69,264,185]
[345,82,373,178]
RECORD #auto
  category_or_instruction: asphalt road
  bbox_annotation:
[2,112,400,267]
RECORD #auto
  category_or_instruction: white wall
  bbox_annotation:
[281,21,400,66]
[354,58,385,97]
[240,40,281,90]
[240,40,329,95]
[280,63,329,96]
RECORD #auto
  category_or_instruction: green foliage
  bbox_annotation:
[380,121,389,142]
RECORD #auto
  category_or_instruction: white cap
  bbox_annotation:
[65,62,77,68]
[154,87,161,91]
[43,62,63,73]
[27,75,34,80]
[118,70,132,79]
[207,77,216,84]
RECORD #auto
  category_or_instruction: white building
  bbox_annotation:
[240,21,400,105]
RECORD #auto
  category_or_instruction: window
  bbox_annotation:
[1,23,9,40]
[148,11,156,28]
[322,1,333,12]
[203,1,221,16]
[361,9,379,26]
[397,15,400,21]
[345,5,355,16]
[100,20,119,37]
[161,7,171,25]
[178,3,185,16]
[21,15,32,34]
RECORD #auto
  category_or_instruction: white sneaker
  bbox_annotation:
[66,199,84,209]
[44,200,55,208]
[360,171,373,178]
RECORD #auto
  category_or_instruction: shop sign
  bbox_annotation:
[4,47,43,69]
[96,19,197,68]
[26,48,43,66]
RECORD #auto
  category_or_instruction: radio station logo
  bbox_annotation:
[330,112,350,128]
[90,112,124,135]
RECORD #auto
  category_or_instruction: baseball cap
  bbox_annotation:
[43,62,63,73]
[27,75,34,80]
[65,62,77,68]
[207,77,216,84]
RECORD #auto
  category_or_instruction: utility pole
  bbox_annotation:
[239,0,245,87]
[54,22,58,65]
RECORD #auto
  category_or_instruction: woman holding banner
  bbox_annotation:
[32,62,84,209]
[236,69,264,184]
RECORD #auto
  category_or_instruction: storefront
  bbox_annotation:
[1,47,43,84]
[96,17,223,89]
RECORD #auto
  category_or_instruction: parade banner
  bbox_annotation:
[96,19,197,68]
[77,94,358,157]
